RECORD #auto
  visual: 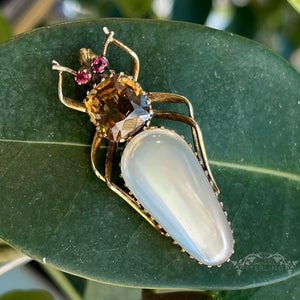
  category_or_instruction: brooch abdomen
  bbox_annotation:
[121,128,234,266]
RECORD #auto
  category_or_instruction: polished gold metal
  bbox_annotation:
[103,27,140,80]
[52,60,86,112]
[52,27,218,236]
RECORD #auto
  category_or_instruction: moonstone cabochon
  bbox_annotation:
[121,128,234,266]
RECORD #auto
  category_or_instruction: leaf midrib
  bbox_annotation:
[0,138,91,148]
[1,138,300,183]
[209,160,300,183]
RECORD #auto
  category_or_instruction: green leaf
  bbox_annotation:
[84,281,215,300]
[0,13,12,42]
[0,290,54,300]
[0,244,24,264]
[287,0,300,13]
[112,0,153,17]
[83,273,300,299]
[84,281,141,300]
[0,19,299,289]
[172,0,212,24]
[42,265,82,300]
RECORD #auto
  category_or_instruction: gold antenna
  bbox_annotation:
[102,27,114,57]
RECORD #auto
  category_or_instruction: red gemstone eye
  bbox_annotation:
[91,56,107,73]
[76,70,91,85]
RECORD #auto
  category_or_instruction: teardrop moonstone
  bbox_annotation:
[121,128,234,265]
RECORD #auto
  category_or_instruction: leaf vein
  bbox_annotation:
[210,160,300,182]
[1,139,299,182]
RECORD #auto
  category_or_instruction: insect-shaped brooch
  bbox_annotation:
[52,27,234,266]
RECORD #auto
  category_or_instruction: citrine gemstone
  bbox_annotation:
[85,73,150,141]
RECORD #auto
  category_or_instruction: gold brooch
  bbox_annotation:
[52,27,234,266]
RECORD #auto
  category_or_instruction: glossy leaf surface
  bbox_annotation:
[0,19,299,289]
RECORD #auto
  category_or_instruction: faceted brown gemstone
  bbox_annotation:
[84,73,150,141]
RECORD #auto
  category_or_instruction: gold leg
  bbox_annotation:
[103,27,140,81]
[148,92,195,119]
[103,140,166,234]
[91,131,105,182]
[52,60,86,113]
[148,92,201,178]
[152,109,220,194]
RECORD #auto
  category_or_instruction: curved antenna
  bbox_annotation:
[102,27,115,57]
[102,27,140,80]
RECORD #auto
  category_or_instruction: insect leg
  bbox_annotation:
[103,27,140,81]
[148,93,198,155]
[152,109,219,194]
[52,60,86,112]
[148,92,195,119]
[91,131,105,182]
[103,140,166,234]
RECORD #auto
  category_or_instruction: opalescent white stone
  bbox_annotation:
[121,128,234,265]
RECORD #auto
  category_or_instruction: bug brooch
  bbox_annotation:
[52,27,234,266]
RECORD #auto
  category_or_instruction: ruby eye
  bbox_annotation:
[91,56,107,73]
[76,70,91,85]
